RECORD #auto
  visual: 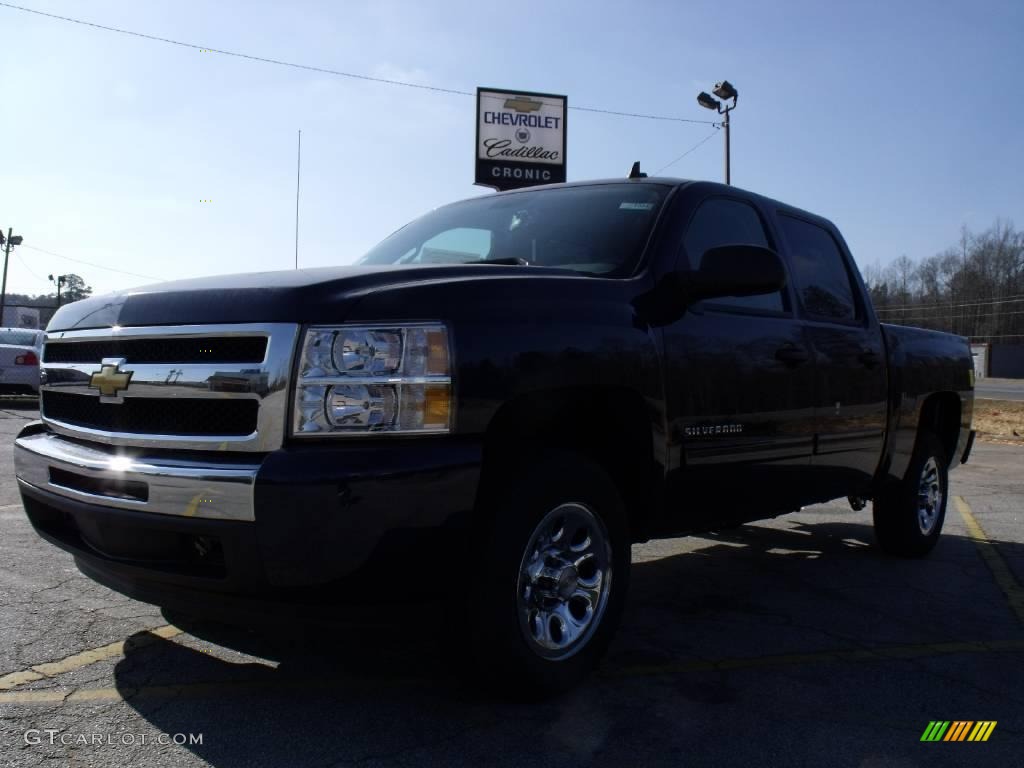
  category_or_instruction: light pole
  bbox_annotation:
[697,80,738,184]
[0,228,25,325]
[48,274,68,307]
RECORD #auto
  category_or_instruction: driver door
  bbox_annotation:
[662,194,817,528]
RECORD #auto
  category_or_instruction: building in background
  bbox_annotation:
[1,306,40,330]
[989,345,1024,379]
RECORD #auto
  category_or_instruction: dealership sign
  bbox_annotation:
[475,87,567,191]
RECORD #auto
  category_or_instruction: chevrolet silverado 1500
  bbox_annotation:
[14,178,975,692]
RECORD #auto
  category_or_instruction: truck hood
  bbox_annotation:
[46,263,548,331]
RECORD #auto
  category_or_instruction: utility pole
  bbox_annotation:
[0,227,25,325]
[722,106,731,185]
[697,81,739,185]
[295,129,301,269]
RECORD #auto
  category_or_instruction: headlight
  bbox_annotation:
[293,324,452,436]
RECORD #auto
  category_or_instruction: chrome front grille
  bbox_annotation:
[40,323,299,452]
[43,336,268,364]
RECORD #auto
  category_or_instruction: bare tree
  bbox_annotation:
[866,220,1024,343]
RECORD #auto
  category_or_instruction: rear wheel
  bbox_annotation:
[873,432,948,557]
[469,454,630,696]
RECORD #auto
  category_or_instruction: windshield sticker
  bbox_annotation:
[619,202,655,211]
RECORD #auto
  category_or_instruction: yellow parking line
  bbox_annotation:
[0,675,413,706]
[0,625,181,691]
[0,689,70,704]
[954,496,1024,626]
[0,669,45,690]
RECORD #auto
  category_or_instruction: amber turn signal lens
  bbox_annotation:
[424,384,451,429]
[427,330,449,376]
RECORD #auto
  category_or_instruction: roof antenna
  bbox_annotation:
[628,161,647,179]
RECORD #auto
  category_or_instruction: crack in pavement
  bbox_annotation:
[0,626,182,691]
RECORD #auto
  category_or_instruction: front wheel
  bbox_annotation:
[873,432,949,557]
[469,455,630,696]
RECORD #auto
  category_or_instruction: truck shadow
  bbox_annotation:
[112,518,1024,767]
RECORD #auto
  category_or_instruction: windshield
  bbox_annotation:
[357,183,671,275]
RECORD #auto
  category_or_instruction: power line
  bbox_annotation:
[572,106,712,124]
[0,2,718,126]
[654,128,721,175]
[21,244,164,282]
[875,294,1024,312]
[12,248,49,285]
[876,299,1024,317]
[877,295,1024,311]
[881,307,1024,322]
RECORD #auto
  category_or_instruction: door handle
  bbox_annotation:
[775,345,810,366]
[858,349,882,368]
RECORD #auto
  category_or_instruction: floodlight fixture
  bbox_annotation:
[697,92,721,111]
[713,80,738,102]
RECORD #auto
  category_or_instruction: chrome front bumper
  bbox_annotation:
[14,428,260,522]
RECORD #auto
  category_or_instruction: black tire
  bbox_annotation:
[873,432,949,558]
[468,453,630,697]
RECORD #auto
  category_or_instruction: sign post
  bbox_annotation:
[475,88,567,191]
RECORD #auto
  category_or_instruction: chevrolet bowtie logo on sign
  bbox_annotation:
[503,96,543,113]
[476,87,567,191]
[920,721,997,742]
[89,359,133,402]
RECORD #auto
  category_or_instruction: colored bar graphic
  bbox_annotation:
[968,722,997,742]
[921,720,996,742]
[921,721,950,741]
[944,721,973,741]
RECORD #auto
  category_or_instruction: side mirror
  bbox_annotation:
[688,244,785,301]
[632,244,786,327]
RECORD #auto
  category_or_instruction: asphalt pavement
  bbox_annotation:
[1,399,1022,767]
[976,378,1024,401]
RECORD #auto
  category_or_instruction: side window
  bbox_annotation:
[415,228,492,264]
[682,198,784,313]
[778,215,857,322]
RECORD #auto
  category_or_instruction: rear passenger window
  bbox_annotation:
[682,198,785,313]
[778,215,858,322]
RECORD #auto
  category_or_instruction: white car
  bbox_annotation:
[0,327,44,397]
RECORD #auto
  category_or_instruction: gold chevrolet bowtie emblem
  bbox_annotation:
[89,362,132,398]
[504,96,543,113]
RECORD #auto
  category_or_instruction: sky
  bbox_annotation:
[1,0,1022,298]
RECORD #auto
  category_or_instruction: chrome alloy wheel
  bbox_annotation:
[517,502,612,660]
[916,457,943,535]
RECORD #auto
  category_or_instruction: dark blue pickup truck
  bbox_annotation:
[14,178,974,693]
